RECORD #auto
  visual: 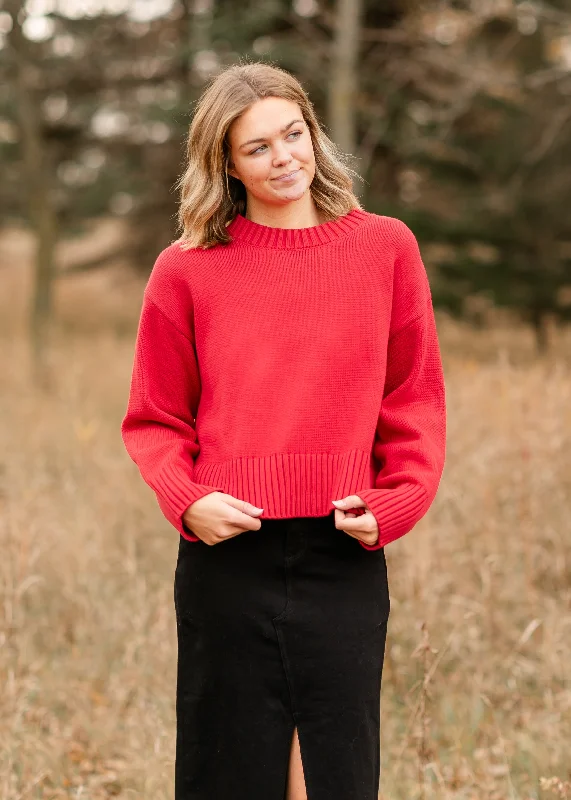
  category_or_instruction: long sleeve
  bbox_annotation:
[121,291,224,541]
[355,224,447,550]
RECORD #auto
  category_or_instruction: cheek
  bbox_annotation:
[242,162,269,185]
[298,139,316,166]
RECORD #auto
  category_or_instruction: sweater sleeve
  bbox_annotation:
[121,283,225,541]
[355,223,447,550]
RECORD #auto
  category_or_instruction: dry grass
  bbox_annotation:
[1,228,570,798]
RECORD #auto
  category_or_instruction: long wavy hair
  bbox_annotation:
[173,59,364,250]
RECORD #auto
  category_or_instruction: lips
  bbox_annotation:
[273,169,300,181]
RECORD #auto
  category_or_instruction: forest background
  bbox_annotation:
[1,0,570,798]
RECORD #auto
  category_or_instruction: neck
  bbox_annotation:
[244,193,325,229]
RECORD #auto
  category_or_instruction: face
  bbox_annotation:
[226,96,316,208]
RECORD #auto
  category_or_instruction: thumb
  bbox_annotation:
[223,495,264,516]
[331,495,366,509]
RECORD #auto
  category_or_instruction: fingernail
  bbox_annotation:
[253,506,264,513]
[332,499,344,507]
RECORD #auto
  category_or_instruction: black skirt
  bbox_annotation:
[173,510,390,800]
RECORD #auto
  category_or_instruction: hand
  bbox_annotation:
[182,492,264,546]
[331,495,379,547]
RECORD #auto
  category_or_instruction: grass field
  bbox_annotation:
[1,231,570,798]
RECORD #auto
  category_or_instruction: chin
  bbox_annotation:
[277,179,310,200]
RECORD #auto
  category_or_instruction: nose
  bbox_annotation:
[272,140,293,167]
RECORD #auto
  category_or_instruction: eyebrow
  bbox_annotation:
[239,119,305,149]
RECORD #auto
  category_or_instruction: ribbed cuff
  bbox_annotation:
[177,483,224,541]
[153,462,225,540]
[355,484,428,550]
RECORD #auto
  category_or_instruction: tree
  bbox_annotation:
[327,0,365,195]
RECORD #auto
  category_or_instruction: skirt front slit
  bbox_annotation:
[173,510,390,800]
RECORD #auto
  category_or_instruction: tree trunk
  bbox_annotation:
[327,0,364,194]
[530,307,556,355]
[7,1,58,387]
[187,0,215,83]
[530,234,558,356]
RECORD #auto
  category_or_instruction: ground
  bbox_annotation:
[0,221,570,799]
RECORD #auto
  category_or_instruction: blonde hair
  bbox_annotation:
[173,59,364,250]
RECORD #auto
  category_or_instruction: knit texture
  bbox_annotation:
[121,208,446,549]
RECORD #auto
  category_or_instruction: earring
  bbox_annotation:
[225,165,232,202]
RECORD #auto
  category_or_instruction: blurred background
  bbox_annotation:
[1,0,570,798]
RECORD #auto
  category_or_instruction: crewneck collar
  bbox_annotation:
[225,207,370,249]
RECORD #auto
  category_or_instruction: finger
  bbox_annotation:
[225,515,262,534]
[223,496,264,516]
[341,526,378,545]
[333,507,373,530]
[222,506,264,530]
[337,513,375,534]
[342,528,379,546]
[220,527,248,540]
[213,526,247,544]
[332,494,367,510]
[333,509,378,545]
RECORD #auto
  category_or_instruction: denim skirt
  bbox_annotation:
[173,510,390,800]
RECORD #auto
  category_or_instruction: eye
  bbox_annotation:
[250,130,303,155]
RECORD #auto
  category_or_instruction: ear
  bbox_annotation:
[227,164,239,180]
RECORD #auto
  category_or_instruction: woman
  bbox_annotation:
[121,61,446,800]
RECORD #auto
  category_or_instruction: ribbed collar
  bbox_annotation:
[225,207,370,248]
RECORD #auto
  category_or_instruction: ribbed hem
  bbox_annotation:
[225,208,370,248]
[193,449,376,520]
[355,484,429,550]
[153,453,431,549]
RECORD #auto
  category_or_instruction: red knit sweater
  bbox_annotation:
[121,208,446,550]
